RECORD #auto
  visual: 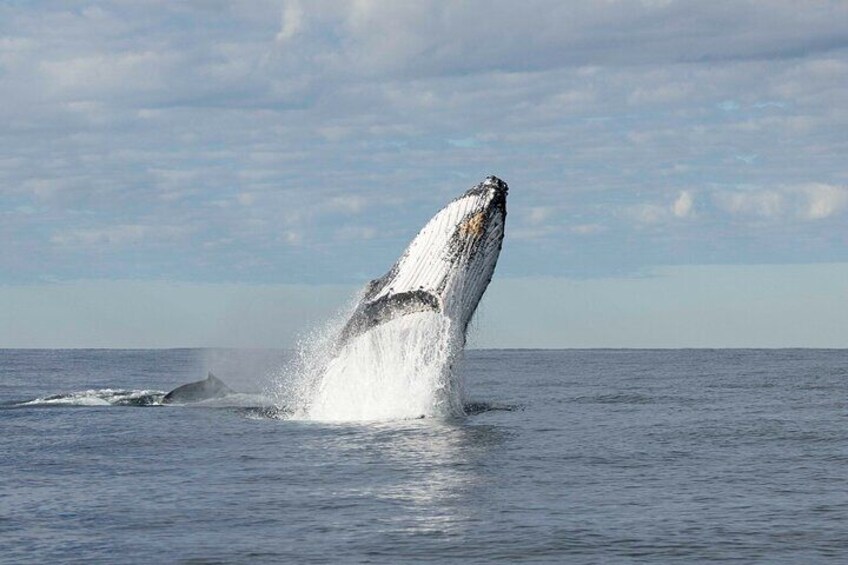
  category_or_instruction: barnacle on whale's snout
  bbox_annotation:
[459,211,486,238]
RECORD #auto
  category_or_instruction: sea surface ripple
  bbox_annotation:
[2,348,847,563]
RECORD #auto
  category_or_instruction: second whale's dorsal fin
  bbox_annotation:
[206,372,232,394]
[162,372,233,404]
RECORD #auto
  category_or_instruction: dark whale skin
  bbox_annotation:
[162,372,233,404]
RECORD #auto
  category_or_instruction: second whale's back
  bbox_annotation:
[162,372,233,404]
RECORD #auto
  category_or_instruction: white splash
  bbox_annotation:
[18,389,162,406]
[276,310,466,422]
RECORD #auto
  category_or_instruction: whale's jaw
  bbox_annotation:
[339,176,508,343]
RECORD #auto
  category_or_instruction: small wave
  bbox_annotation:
[241,401,520,421]
[16,389,276,410]
[168,392,273,408]
[462,401,523,415]
[18,389,165,407]
[569,393,696,405]
[237,406,292,420]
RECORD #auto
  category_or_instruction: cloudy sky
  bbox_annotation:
[2,1,847,347]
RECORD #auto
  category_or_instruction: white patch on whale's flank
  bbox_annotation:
[276,176,508,422]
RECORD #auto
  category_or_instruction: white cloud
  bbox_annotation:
[276,1,304,43]
[237,192,256,206]
[714,190,785,218]
[629,203,668,224]
[628,81,694,105]
[713,184,848,221]
[570,223,606,235]
[510,226,558,240]
[627,190,696,224]
[527,206,554,225]
[40,51,169,97]
[20,178,67,200]
[1,1,847,285]
[51,224,189,248]
[797,184,848,220]
[281,1,848,78]
[327,195,367,214]
[335,225,378,241]
[281,230,302,245]
[672,190,694,218]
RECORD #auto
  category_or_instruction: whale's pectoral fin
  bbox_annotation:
[339,290,442,343]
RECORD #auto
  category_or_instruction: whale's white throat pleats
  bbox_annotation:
[339,176,508,344]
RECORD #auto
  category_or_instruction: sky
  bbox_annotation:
[1,0,847,348]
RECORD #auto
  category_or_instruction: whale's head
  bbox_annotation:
[339,176,508,343]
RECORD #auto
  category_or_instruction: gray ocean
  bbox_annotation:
[2,348,847,563]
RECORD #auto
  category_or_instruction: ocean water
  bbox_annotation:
[2,348,847,563]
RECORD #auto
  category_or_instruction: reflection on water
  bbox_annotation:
[315,419,510,540]
[377,422,506,536]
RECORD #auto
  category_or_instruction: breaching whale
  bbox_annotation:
[162,372,233,404]
[338,175,508,344]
